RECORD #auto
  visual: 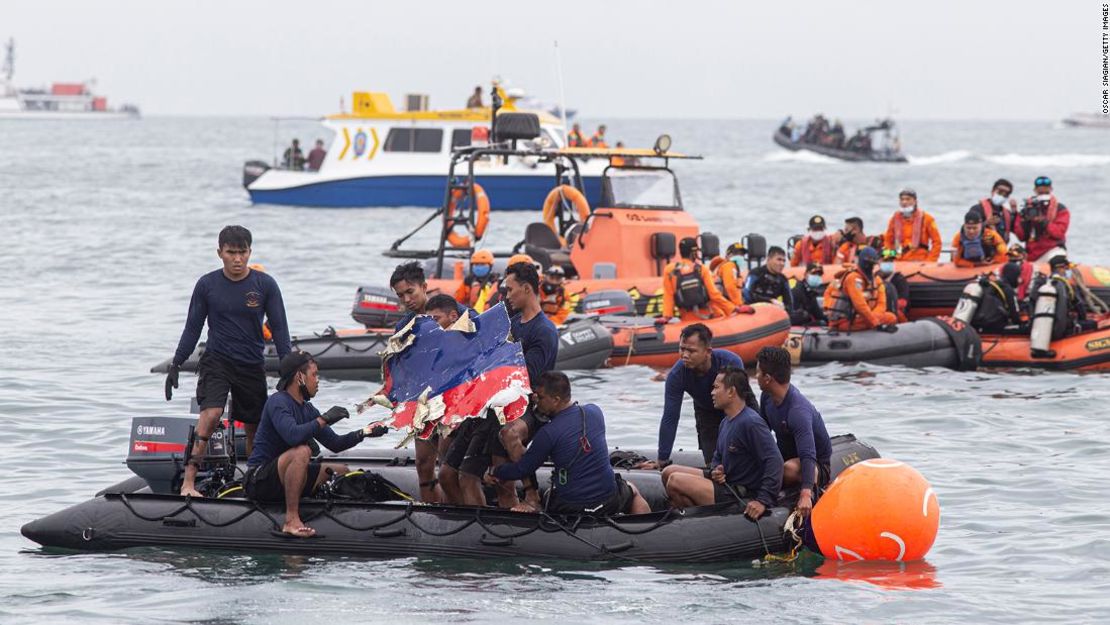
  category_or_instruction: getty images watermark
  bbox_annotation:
[1103,3,1110,113]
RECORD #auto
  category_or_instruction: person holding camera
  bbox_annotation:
[1013,176,1070,263]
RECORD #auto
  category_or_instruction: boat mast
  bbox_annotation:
[3,38,14,82]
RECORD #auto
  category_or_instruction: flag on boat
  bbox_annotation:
[378,303,530,441]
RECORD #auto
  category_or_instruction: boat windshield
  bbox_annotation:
[603,168,681,210]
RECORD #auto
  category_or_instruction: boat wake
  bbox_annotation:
[762,151,843,164]
[980,153,1110,168]
[906,150,973,165]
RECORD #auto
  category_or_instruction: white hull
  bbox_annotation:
[0,109,138,120]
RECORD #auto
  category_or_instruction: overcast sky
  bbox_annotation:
[6,0,1102,119]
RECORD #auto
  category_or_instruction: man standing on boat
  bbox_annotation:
[589,125,608,148]
[306,139,327,172]
[164,225,292,498]
[567,123,587,147]
[385,262,475,502]
[637,323,743,470]
[791,215,837,267]
[282,139,305,170]
[466,86,484,109]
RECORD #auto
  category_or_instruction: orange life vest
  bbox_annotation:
[799,235,835,265]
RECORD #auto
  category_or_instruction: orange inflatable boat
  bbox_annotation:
[602,303,791,369]
[979,326,1110,372]
[783,260,1110,320]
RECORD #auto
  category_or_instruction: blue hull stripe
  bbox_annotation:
[248,174,603,211]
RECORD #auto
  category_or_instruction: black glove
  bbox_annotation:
[164,364,180,401]
[362,423,390,438]
[321,406,350,426]
[877,324,898,333]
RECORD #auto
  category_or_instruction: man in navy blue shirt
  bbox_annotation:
[493,372,649,515]
[487,261,560,511]
[755,347,832,518]
[246,352,387,538]
[384,262,474,503]
[664,367,782,520]
[390,261,472,334]
[638,323,744,470]
[165,225,292,498]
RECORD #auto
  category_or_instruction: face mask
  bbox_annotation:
[806,274,823,288]
[472,264,491,278]
[541,282,560,295]
[900,207,915,217]
[1064,269,1073,281]
[810,230,826,241]
[298,374,315,400]
[991,193,1008,206]
[729,255,744,264]
[1037,194,1052,203]
[880,261,895,275]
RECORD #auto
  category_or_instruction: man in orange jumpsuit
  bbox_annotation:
[883,188,942,262]
[662,237,738,322]
[825,247,897,331]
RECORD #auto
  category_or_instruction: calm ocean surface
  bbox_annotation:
[2,117,1109,624]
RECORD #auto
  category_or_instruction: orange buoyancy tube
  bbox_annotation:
[542,185,591,241]
[445,183,490,249]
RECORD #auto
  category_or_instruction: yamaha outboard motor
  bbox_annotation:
[579,289,637,316]
[127,417,240,495]
[351,286,405,328]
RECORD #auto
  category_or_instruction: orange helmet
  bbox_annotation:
[470,249,494,265]
[507,253,534,268]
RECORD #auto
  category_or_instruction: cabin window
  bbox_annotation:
[383,128,444,153]
[451,129,472,149]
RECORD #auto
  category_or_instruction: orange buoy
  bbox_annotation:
[811,458,939,562]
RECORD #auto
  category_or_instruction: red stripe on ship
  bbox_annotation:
[132,441,187,453]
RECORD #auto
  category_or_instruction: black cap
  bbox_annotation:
[545,265,565,277]
[1034,176,1052,188]
[277,351,313,391]
[679,237,699,257]
[898,187,917,199]
[808,215,826,230]
[964,211,982,224]
[805,261,824,275]
[725,242,746,256]
[1048,255,1070,269]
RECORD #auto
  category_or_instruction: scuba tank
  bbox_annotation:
[953,281,983,325]
[1029,282,1058,358]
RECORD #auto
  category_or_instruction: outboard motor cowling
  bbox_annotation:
[351,286,405,328]
[579,289,637,316]
[242,160,270,188]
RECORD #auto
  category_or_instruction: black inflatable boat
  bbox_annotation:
[22,417,879,563]
[151,317,614,381]
[772,127,908,163]
[785,317,982,371]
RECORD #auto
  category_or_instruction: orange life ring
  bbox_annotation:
[542,185,591,240]
[445,183,490,249]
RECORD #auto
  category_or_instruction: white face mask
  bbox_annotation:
[991,193,1008,206]
[810,230,826,241]
[880,261,895,275]
[900,206,915,217]
[1037,194,1052,203]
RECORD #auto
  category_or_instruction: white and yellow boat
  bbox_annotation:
[243,90,604,210]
